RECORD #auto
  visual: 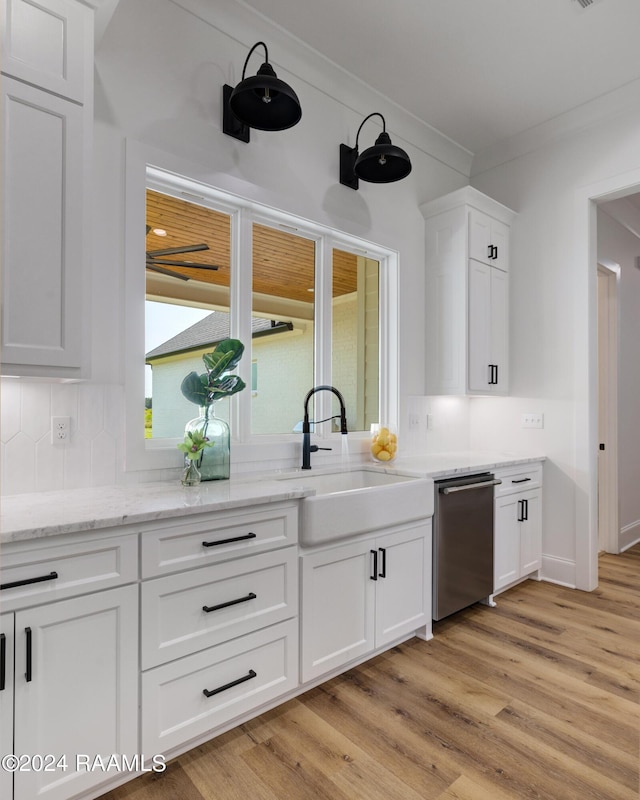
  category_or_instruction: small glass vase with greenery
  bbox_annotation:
[179,338,246,481]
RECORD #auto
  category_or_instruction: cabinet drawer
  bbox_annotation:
[494,464,542,497]
[0,534,138,612]
[141,503,298,578]
[141,618,298,755]
[141,548,298,669]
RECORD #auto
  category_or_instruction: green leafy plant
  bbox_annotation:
[177,429,214,460]
[180,338,246,407]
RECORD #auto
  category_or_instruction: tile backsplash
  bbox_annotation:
[1,380,123,495]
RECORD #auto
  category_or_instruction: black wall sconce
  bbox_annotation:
[339,112,412,190]
[223,41,302,143]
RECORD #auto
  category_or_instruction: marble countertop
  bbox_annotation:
[0,451,544,544]
[0,479,313,544]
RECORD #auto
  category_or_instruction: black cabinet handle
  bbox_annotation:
[493,245,498,259]
[25,627,32,683]
[511,477,531,484]
[203,592,257,613]
[488,364,498,385]
[494,365,499,385]
[370,549,378,581]
[517,498,529,522]
[1,571,58,591]
[0,633,5,691]
[487,244,493,259]
[378,547,386,579]
[203,669,256,698]
[202,533,256,548]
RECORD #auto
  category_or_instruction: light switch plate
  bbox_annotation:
[522,413,544,429]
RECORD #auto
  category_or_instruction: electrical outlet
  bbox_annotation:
[51,416,71,444]
[426,413,434,430]
[408,413,420,431]
[522,413,544,429]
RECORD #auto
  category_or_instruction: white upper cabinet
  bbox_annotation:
[421,186,516,396]
[0,0,93,378]
[469,208,509,271]
[0,0,90,103]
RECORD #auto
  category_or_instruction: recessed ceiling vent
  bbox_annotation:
[575,0,594,7]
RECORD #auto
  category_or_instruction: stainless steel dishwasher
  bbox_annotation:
[432,472,501,621]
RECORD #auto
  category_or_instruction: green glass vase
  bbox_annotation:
[184,404,230,481]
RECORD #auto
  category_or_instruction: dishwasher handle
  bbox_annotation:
[439,478,502,495]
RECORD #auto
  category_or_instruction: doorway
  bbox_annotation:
[596,262,619,554]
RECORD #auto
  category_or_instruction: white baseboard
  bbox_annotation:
[541,555,576,588]
[620,520,640,552]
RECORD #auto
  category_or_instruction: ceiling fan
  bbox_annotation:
[146,226,220,281]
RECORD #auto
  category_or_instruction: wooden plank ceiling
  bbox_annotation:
[146,190,358,304]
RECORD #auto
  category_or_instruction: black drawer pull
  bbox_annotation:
[202,533,256,548]
[1,571,58,591]
[203,669,257,698]
[370,549,378,581]
[0,633,5,691]
[379,547,387,579]
[25,627,32,683]
[203,592,257,613]
[511,477,532,484]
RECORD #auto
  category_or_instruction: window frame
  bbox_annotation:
[123,140,399,473]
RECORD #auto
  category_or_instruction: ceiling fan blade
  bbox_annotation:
[146,258,219,271]
[146,264,191,281]
[146,243,210,257]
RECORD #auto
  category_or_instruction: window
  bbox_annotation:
[124,149,397,472]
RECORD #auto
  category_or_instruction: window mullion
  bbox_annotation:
[313,236,333,438]
[231,207,252,442]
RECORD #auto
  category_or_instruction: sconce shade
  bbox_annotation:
[224,42,301,139]
[339,113,411,189]
[354,131,412,183]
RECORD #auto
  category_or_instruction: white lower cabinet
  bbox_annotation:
[300,521,431,683]
[1,585,138,800]
[494,465,543,593]
[0,613,14,800]
[139,502,299,759]
[141,618,298,755]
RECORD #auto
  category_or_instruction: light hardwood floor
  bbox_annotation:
[99,545,640,800]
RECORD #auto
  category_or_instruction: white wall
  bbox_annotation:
[470,100,640,587]
[597,207,640,550]
[0,0,469,493]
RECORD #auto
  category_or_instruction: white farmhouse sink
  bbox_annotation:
[279,469,434,546]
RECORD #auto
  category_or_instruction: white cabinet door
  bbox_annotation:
[494,495,520,591]
[520,490,542,576]
[301,540,375,683]
[375,523,430,647]
[490,266,509,392]
[0,0,90,102]
[301,522,430,683]
[494,489,542,593]
[468,259,508,394]
[468,260,493,392]
[0,614,14,800]
[13,586,138,800]
[469,208,509,271]
[1,77,85,374]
